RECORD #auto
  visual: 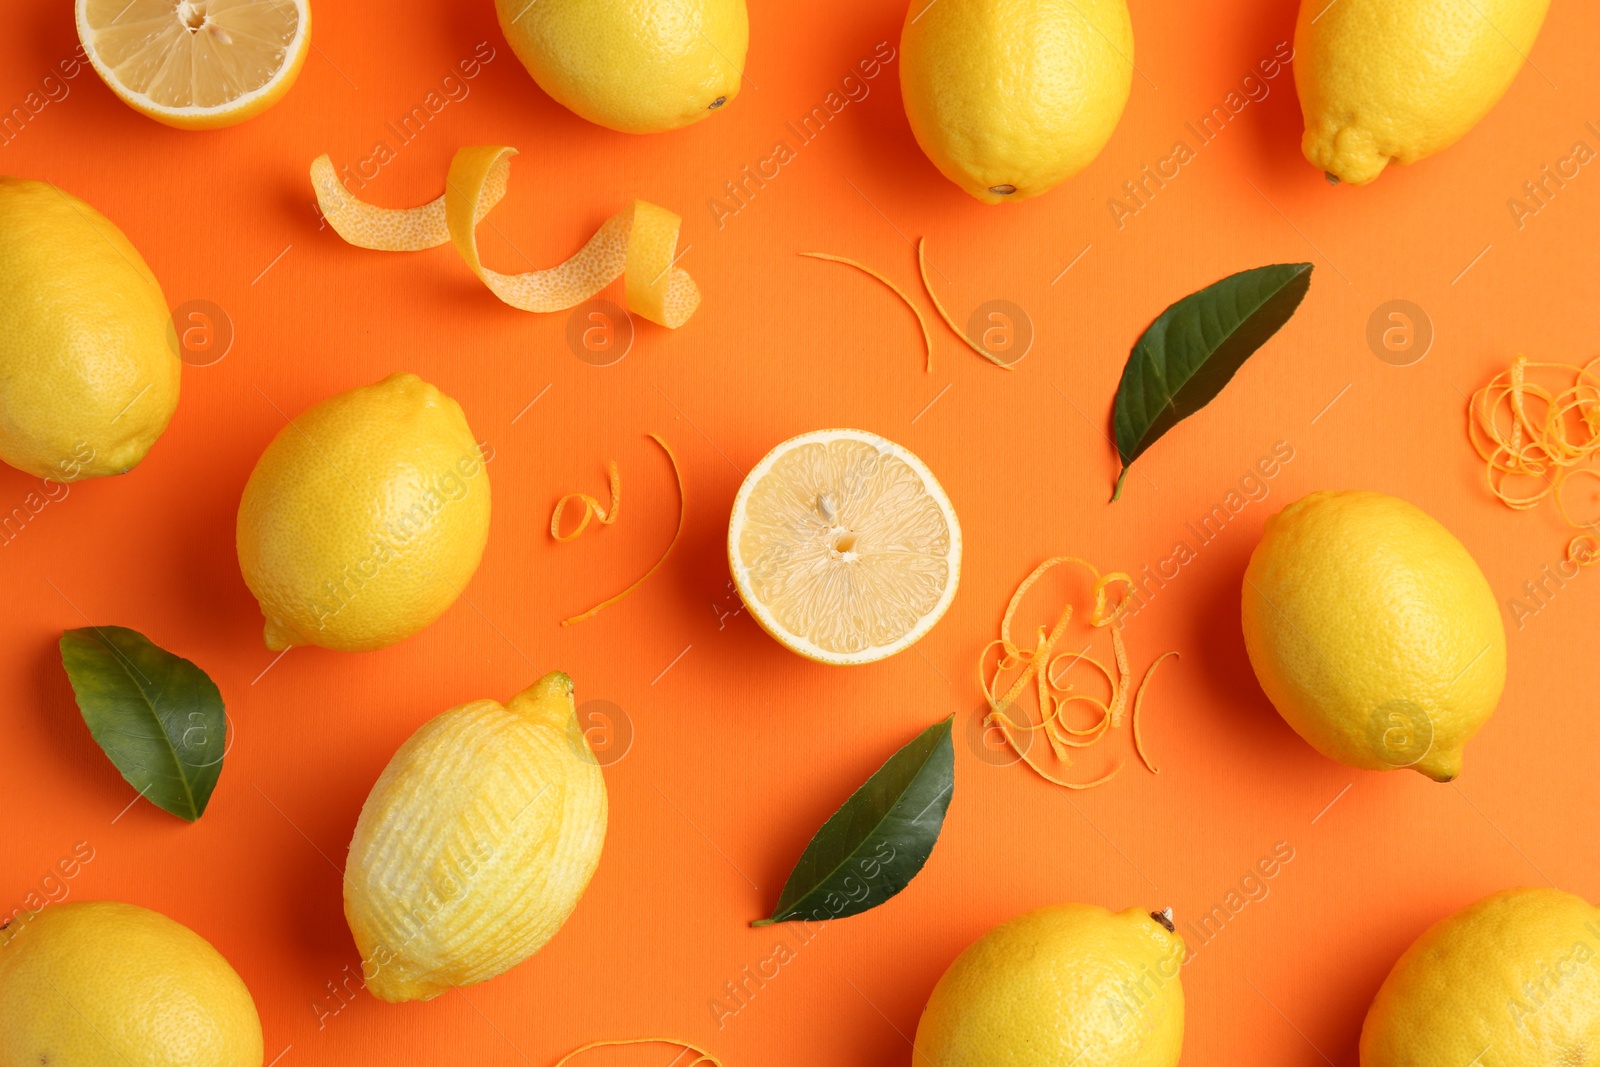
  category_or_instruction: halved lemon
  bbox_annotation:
[728,429,961,665]
[77,0,311,130]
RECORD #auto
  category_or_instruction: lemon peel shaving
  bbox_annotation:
[310,147,699,328]
[799,252,933,373]
[916,237,1013,371]
[551,1038,722,1067]
[562,434,684,626]
[552,461,621,542]
[980,556,1174,789]
[1469,354,1600,515]
[1570,534,1600,567]
[1133,651,1178,774]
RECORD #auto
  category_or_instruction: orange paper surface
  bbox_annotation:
[3,1,1599,1064]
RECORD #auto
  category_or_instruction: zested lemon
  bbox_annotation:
[1295,0,1550,184]
[0,900,263,1067]
[1241,490,1506,781]
[728,428,961,665]
[914,903,1185,1066]
[343,672,607,1002]
[1361,887,1600,1066]
[494,0,748,134]
[900,0,1134,202]
[236,373,490,653]
[0,177,178,480]
[77,0,311,130]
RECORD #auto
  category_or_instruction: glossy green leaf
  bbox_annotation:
[754,716,953,926]
[1111,263,1313,500]
[59,626,227,822]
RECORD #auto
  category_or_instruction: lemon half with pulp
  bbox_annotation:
[728,428,961,665]
[77,0,311,129]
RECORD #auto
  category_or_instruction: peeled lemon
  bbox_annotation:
[1242,490,1506,781]
[77,0,311,130]
[494,0,748,134]
[344,672,607,1002]
[900,0,1134,202]
[1295,0,1550,184]
[236,372,490,653]
[728,429,961,665]
[0,177,179,481]
[915,903,1185,1066]
[0,900,263,1067]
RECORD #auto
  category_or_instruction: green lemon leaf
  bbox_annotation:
[754,716,953,926]
[58,627,227,822]
[1111,262,1313,501]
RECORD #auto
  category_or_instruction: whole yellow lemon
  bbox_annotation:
[1362,887,1600,1065]
[914,904,1185,1066]
[494,0,748,133]
[1242,490,1505,782]
[344,672,607,1002]
[900,0,1134,203]
[1295,0,1550,184]
[236,372,489,652]
[0,177,178,480]
[0,900,262,1067]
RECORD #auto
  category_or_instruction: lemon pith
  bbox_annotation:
[0,900,263,1067]
[344,672,607,1002]
[1241,490,1506,781]
[0,177,179,481]
[77,0,311,130]
[494,0,748,134]
[1294,0,1550,184]
[728,429,961,665]
[1361,887,1600,1066]
[235,372,490,653]
[914,903,1185,1066]
[900,0,1134,203]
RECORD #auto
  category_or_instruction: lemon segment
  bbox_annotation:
[77,0,311,129]
[728,429,961,665]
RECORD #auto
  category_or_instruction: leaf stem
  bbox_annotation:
[1111,466,1130,503]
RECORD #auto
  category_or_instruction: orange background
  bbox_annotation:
[3,0,1599,1063]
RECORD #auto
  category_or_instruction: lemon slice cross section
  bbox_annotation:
[728,429,961,665]
[77,0,311,129]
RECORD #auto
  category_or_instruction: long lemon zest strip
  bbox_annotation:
[800,252,934,373]
[552,461,622,541]
[551,1038,722,1067]
[1570,534,1600,566]
[1133,651,1178,774]
[310,148,700,327]
[562,434,684,626]
[916,237,1013,371]
[1556,466,1600,531]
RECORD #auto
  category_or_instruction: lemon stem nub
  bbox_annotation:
[1151,908,1175,932]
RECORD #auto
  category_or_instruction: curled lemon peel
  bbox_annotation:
[799,252,933,373]
[310,148,700,328]
[1133,651,1178,774]
[1556,466,1600,531]
[552,461,621,542]
[1569,534,1600,567]
[562,434,684,626]
[916,237,1013,371]
[1469,354,1600,514]
[551,1038,722,1067]
[981,556,1175,789]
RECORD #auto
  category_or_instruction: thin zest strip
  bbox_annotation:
[1468,354,1600,514]
[980,556,1170,789]
[916,237,1013,371]
[552,461,621,542]
[800,252,934,373]
[1133,651,1178,774]
[310,148,700,327]
[1570,534,1600,566]
[551,1038,722,1067]
[562,434,684,626]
